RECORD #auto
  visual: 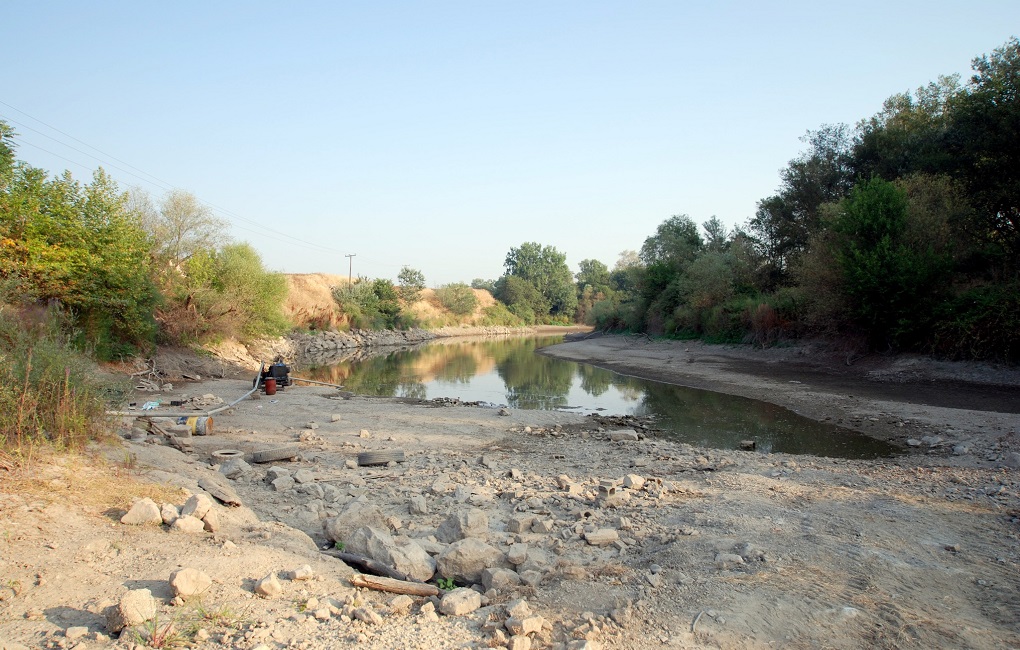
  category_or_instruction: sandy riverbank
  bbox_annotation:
[1,336,1018,649]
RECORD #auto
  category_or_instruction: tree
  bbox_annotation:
[397,266,426,304]
[831,178,951,347]
[575,258,611,295]
[145,189,228,269]
[639,214,703,268]
[499,242,578,318]
[702,216,729,252]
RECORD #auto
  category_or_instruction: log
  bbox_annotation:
[349,573,439,597]
[322,549,416,582]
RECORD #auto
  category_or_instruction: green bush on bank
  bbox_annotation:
[0,298,116,457]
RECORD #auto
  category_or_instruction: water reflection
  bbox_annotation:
[299,335,898,459]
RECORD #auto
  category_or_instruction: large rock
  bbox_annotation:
[439,588,482,616]
[105,588,156,632]
[120,498,162,526]
[435,508,489,543]
[482,567,522,591]
[347,527,435,581]
[180,494,213,520]
[324,500,387,544]
[437,538,509,584]
[169,568,212,599]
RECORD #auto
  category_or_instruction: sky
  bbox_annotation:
[3,2,1018,285]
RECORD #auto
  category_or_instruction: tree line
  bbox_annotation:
[483,37,1018,363]
[0,122,288,359]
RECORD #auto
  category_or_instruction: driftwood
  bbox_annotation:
[322,549,416,582]
[349,573,439,597]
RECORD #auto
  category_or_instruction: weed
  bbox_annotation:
[436,577,456,591]
[134,616,184,649]
[334,541,345,552]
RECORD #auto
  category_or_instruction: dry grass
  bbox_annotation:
[1,448,184,514]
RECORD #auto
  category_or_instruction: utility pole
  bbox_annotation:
[345,253,356,285]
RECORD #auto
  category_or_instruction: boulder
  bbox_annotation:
[255,573,283,598]
[439,587,482,616]
[482,567,521,591]
[347,527,435,581]
[435,508,489,543]
[120,498,162,526]
[437,538,508,584]
[171,515,205,534]
[324,500,387,544]
[105,589,156,632]
[180,494,213,520]
[169,568,212,599]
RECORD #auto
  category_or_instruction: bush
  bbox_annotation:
[435,283,478,316]
[480,303,522,327]
[0,301,117,457]
[930,283,1020,363]
[331,277,406,330]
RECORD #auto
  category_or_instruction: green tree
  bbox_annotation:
[397,266,426,304]
[498,242,577,319]
[831,178,951,346]
[145,189,227,271]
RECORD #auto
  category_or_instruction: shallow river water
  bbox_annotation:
[301,335,898,459]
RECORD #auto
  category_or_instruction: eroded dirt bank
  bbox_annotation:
[1,337,1018,649]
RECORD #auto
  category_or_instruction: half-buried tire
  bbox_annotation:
[357,449,405,466]
[250,446,301,464]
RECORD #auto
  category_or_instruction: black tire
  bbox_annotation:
[357,449,405,466]
[211,449,246,462]
[250,446,301,464]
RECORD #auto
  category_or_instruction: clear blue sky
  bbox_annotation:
[3,2,1017,285]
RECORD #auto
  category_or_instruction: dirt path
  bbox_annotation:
[1,336,1018,649]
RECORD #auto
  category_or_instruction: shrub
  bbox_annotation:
[0,302,116,457]
[435,283,478,316]
[480,303,522,327]
[930,283,1020,363]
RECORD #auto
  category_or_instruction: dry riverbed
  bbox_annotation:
[1,336,1019,649]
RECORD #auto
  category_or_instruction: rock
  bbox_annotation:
[715,553,745,568]
[389,594,413,615]
[567,641,603,649]
[324,501,387,544]
[160,503,179,525]
[646,573,663,588]
[171,515,205,534]
[330,414,342,422]
[347,527,436,581]
[293,469,315,484]
[359,429,372,439]
[106,588,156,632]
[437,538,509,583]
[609,430,639,442]
[435,508,489,543]
[409,494,428,515]
[439,587,482,616]
[271,476,295,492]
[952,444,971,456]
[266,466,291,481]
[288,564,314,580]
[498,408,511,416]
[197,478,242,507]
[482,567,522,591]
[255,573,283,598]
[519,570,543,587]
[202,508,220,532]
[505,614,545,636]
[508,515,535,534]
[169,568,212,598]
[506,598,532,619]
[305,422,319,430]
[353,607,383,625]
[218,459,249,479]
[64,626,89,641]
[181,494,214,520]
[532,519,555,534]
[507,543,529,565]
[596,484,628,508]
[622,474,645,490]
[120,498,162,525]
[906,438,923,447]
[508,636,532,650]
[584,529,619,546]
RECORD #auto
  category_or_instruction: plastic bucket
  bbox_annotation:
[264,378,277,395]
[184,416,213,436]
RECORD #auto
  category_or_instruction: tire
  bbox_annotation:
[211,449,245,462]
[357,449,405,466]
[250,446,301,464]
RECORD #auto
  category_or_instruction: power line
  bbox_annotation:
[0,101,351,257]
